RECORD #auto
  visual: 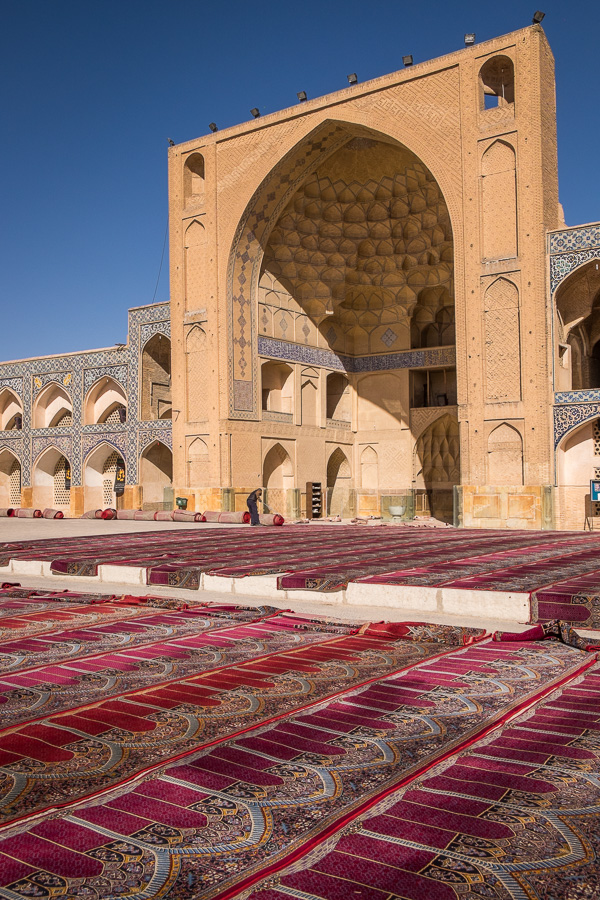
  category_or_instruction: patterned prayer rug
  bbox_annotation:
[0,605,595,900]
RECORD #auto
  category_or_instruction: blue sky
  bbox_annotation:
[1,0,598,359]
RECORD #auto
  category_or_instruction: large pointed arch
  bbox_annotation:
[0,448,21,507]
[227,118,459,418]
[32,445,72,510]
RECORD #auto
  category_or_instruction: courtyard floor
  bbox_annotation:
[0,523,597,898]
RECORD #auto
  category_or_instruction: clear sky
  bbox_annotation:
[1,0,598,360]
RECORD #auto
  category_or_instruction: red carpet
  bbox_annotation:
[0,583,596,898]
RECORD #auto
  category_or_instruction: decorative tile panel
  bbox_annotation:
[554,403,600,448]
[258,337,455,373]
[0,378,23,395]
[550,249,600,294]
[83,366,129,393]
[549,225,600,255]
[555,389,600,405]
[0,302,172,489]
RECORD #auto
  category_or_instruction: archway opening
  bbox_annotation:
[84,444,126,511]
[415,413,459,522]
[326,373,351,423]
[262,443,293,515]
[555,261,600,392]
[0,450,21,507]
[140,442,173,509]
[33,383,72,428]
[261,361,293,415]
[33,448,72,511]
[326,447,351,516]
[84,378,127,425]
[0,389,23,431]
[141,334,171,420]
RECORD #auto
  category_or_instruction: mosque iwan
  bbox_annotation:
[2,23,600,532]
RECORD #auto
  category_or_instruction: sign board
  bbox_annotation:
[591,480,600,502]
[114,458,126,496]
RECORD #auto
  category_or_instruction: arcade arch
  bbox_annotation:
[415,414,460,522]
[0,389,22,431]
[140,442,173,508]
[84,377,127,425]
[33,447,72,511]
[141,334,171,420]
[84,443,126,510]
[33,383,72,428]
[0,449,21,507]
[326,447,351,515]
[261,362,293,414]
[554,259,600,391]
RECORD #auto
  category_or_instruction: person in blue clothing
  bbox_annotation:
[246,488,263,526]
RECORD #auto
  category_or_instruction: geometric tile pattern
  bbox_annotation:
[549,225,600,294]
[555,389,600,405]
[257,336,456,372]
[0,302,171,486]
[553,402,600,448]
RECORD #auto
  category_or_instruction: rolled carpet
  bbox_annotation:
[80,510,102,519]
[173,510,204,522]
[259,513,284,526]
[101,508,117,520]
[202,510,221,522]
[154,510,174,521]
[0,509,14,517]
[115,510,139,520]
[133,510,158,521]
[217,511,250,524]
[42,509,64,519]
[15,508,42,518]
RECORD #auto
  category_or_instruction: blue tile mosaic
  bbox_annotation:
[257,337,455,373]
[554,402,600,447]
[549,225,600,255]
[0,303,172,487]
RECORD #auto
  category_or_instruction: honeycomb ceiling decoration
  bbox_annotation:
[262,138,454,351]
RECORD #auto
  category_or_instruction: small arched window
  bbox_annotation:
[479,56,515,110]
[184,153,205,201]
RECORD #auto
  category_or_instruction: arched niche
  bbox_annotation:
[84,377,127,425]
[300,368,318,426]
[261,361,293,414]
[554,259,600,391]
[33,447,72,510]
[84,443,125,510]
[184,219,207,313]
[186,325,207,422]
[263,442,293,489]
[479,55,515,109]
[228,122,455,415]
[326,447,351,515]
[187,437,209,486]
[410,287,455,349]
[415,413,459,522]
[326,373,351,422]
[357,373,404,430]
[0,449,21,507]
[488,423,523,485]
[184,153,205,202]
[481,140,517,260]
[140,333,171,420]
[140,442,173,508]
[0,388,23,431]
[360,445,378,490]
[33,383,73,429]
[484,278,521,401]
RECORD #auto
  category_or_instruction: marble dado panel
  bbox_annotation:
[258,337,455,373]
[554,403,600,448]
[549,225,600,255]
